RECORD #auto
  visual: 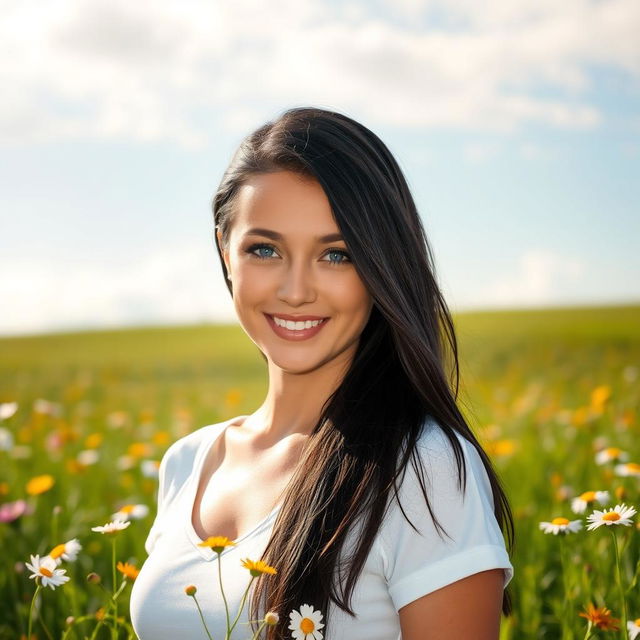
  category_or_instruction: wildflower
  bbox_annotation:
[486,439,516,457]
[91,520,131,535]
[241,558,278,577]
[265,611,279,626]
[578,602,620,630]
[0,401,18,420]
[197,536,236,554]
[184,585,197,596]
[614,462,640,477]
[77,449,100,466]
[289,604,324,640]
[111,504,149,521]
[571,490,610,514]
[586,504,637,531]
[128,442,152,459]
[141,459,160,478]
[25,474,55,496]
[628,618,640,640]
[116,561,140,581]
[590,385,611,410]
[539,517,583,535]
[49,538,82,565]
[84,433,103,449]
[25,554,70,590]
[117,455,136,471]
[0,499,31,523]
[87,572,101,584]
[595,447,629,465]
[0,427,14,450]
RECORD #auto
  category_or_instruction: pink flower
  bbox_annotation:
[0,500,31,523]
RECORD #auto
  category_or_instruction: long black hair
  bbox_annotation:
[212,106,514,638]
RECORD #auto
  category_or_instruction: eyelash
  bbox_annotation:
[245,243,351,265]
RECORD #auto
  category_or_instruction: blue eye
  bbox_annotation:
[244,243,351,265]
[247,243,278,259]
[325,249,351,265]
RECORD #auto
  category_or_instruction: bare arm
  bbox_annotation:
[398,568,505,640]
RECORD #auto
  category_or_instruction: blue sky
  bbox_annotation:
[1,0,638,336]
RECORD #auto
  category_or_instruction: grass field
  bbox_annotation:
[1,304,639,639]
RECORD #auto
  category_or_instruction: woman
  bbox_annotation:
[130,106,515,640]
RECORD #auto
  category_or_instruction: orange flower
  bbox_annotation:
[578,602,620,630]
[116,561,140,581]
[25,474,55,496]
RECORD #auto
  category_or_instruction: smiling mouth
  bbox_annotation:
[268,315,328,330]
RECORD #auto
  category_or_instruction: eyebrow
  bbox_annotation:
[244,227,344,243]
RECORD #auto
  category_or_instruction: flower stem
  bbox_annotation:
[191,593,215,640]
[559,536,572,639]
[228,576,256,635]
[581,620,593,640]
[610,528,627,640]
[112,537,118,640]
[217,553,231,639]
[28,583,42,640]
[249,620,267,640]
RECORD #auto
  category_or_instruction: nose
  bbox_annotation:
[277,258,317,306]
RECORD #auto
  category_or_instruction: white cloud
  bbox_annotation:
[466,249,587,308]
[1,0,638,146]
[0,242,237,336]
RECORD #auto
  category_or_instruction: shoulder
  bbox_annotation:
[377,415,513,611]
[156,419,235,503]
[396,415,492,512]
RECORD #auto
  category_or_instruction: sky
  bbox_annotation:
[1,0,638,337]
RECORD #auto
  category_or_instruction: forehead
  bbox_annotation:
[231,171,339,237]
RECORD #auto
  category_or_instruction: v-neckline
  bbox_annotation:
[183,416,284,561]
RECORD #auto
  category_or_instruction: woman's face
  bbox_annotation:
[217,170,374,375]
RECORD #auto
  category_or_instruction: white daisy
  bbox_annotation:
[614,462,640,477]
[77,449,100,466]
[586,503,637,531]
[288,604,324,640]
[628,618,640,640]
[0,427,14,451]
[595,447,629,465]
[111,504,149,521]
[141,459,160,478]
[539,517,583,535]
[571,490,610,514]
[25,554,70,590]
[91,520,131,535]
[0,402,18,420]
[49,538,82,565]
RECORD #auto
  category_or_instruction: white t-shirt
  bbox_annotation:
[130,415,514,640]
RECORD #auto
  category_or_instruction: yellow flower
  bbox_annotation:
[197,536,236,554]
[225,388,242,407]
[25,474,55,496]
[486,439,516,458]
[590,385,611,410]
[84,433,103,449]
[152,431,170,446]
[264,611,280,626]
[184,585,197,596]
[578,602,619,630]
[241,558,277,577]
[116,561,140,581]
[127,442,152,458]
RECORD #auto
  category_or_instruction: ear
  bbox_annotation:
[216,228,231,273]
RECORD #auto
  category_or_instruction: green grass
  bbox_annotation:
[0,304,638,639]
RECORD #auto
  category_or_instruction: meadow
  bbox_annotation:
[0,303,638,639]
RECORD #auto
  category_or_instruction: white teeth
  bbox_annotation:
[273,316,323,330]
